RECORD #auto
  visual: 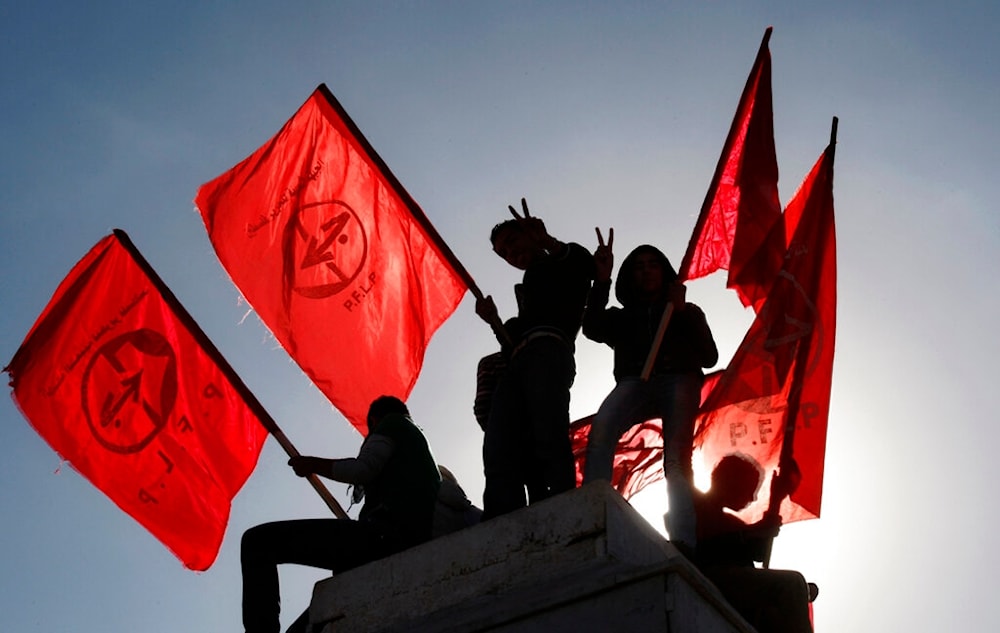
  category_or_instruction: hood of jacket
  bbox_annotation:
[614,244,678,306]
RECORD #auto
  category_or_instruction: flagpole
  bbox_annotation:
[640,27,773,381]
[762,116,837,568]
[112,229,349,520]
[315,85,511,346]
[640,303,674,380]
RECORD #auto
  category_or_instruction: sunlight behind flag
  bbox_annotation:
[195,85,468,435]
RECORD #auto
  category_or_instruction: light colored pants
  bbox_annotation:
[583,373,702,547]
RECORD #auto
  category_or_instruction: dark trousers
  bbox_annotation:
[482,337,576,519]
[241,518,397,633]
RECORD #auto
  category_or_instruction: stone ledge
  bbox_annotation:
[309,482,755,632]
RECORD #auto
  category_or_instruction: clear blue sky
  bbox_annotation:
[2,2,998,631]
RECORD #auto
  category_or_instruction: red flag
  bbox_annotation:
[4,231,270,570]
[693,137,837,524]
[195,85,468,434]
[679,27,782,311]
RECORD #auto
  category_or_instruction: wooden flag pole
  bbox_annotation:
[260,415,350,519]
[640,302,675,380]
[113,229,349,520]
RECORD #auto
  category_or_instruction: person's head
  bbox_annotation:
[490,220,544,270]
[710,453,764,512]
[437,464,458,485]
[366,395,409,432]
[614,245,678,305]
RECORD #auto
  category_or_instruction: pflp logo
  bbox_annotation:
[286,200,368,299]
[81,329,177,454]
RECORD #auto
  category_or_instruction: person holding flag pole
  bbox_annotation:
[475,198,596,519]
[581,233,718,554]
[576,25,779,555]
[241,396,441,633]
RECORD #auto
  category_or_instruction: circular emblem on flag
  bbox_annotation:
[287,200,368,298]
[81,329,178,454]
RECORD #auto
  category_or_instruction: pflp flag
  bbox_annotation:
[679,27,782,312]
[693,137,837,524]
[195,85,468,435]
[4,231,270,570]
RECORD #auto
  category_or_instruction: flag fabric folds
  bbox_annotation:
[4,231,270,570]
[195,85,468,435]
[571,372,722,498]
[571,415,664,499]
[679,27,782,312]
[692,141,837,524]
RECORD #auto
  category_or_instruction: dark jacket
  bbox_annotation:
[583,245,718,380]
[515,242,595,345]
[358,413,441,546]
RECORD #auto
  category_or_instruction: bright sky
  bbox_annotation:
[2,3,998,632]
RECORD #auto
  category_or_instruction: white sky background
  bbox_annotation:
[2,2,998,631]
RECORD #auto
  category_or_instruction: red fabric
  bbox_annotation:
[5,232,269,570]
[570,372,722,499]
[679,31,782,311]
[195,86,467,435]
[571,415,664,499]
[693,144,836,524]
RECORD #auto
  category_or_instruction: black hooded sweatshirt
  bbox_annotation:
[583,245,718,381]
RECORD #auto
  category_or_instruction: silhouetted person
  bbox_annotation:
[476,198,595,518]
[474,285,523,432]
[695,454,813,633]
[582,237,717,552]
[240,396,441,633]
[433,465,482,537]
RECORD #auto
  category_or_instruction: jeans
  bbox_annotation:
[583,373,703,547]
[241,518,398,633]
[482,336,576,519]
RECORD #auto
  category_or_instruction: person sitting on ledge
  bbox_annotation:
[240,395,441,633]
[694,453,814,633]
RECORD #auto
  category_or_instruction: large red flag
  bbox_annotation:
[4,231,270,570]
[679,27,782,311]
[195,85,468,434]
[693,136,837,524]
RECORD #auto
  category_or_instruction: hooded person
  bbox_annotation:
[581,240,718,554]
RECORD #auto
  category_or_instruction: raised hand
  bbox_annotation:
[508,197,550,248]
[594,227,614,282]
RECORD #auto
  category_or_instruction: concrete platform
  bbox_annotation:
[309,482,756,632]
